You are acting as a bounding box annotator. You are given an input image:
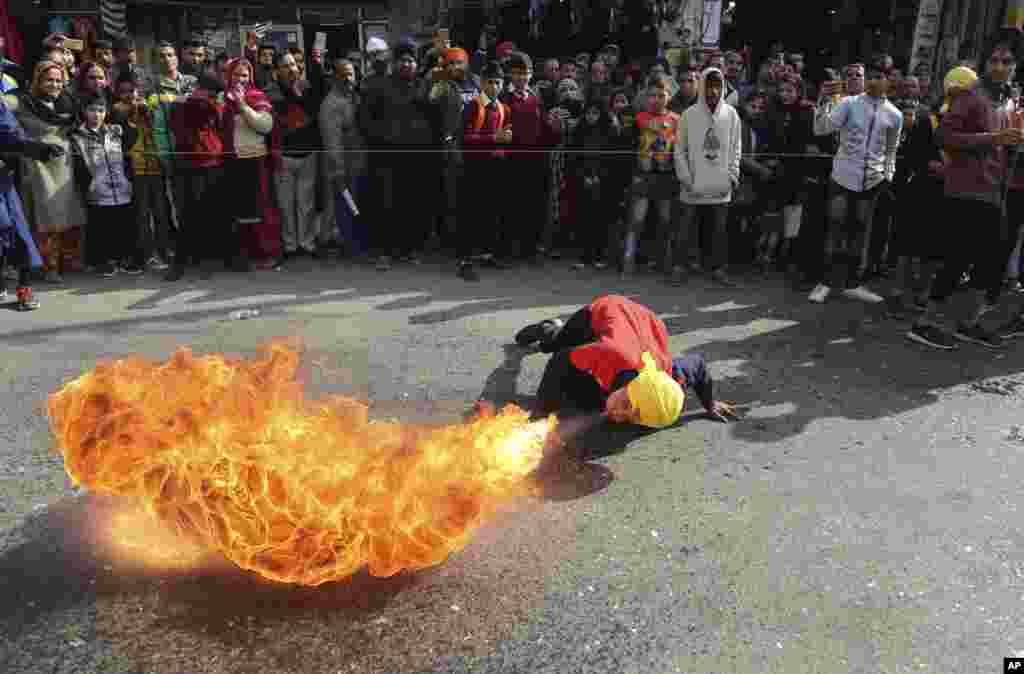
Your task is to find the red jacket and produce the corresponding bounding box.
[172,89,224,170]
[463,97,511,160]
[569,295,674,392]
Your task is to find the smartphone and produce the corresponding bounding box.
[64,38,84,52]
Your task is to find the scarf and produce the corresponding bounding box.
[17,89,77,128]
[221,58,281,169]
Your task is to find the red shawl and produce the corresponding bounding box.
[222,58,281,170]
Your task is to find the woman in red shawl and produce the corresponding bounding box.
[221,57,281,270]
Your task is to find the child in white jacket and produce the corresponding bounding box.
[672,67,742,285]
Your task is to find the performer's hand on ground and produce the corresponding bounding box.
[707,400,738,422]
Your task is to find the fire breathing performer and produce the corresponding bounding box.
[515,295,737,427]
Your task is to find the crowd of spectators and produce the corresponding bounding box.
[2,17,1024,352]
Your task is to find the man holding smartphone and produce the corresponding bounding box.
[809,64,902,305]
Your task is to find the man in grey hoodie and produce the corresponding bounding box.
[810,64,903,305]
[672,67,742,286]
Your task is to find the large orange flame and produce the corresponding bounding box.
[47,340,557,586]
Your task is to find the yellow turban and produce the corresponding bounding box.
[941,66,978,114]
[627,352,685,429]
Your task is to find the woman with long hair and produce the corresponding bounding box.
[220,57,281,271]
[2,60,86,281]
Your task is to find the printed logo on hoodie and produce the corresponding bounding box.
[703,126,721,162]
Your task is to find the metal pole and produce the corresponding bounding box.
[237,7,244,58]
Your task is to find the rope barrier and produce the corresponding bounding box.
[117,149,866,159]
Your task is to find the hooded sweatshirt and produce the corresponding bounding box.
[674,68,742,205]
[812,85,902,192]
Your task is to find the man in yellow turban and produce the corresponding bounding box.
[516,295,737,427]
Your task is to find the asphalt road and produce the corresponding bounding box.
[2,255,1024,674]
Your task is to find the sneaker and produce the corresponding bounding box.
[515,318,563,347]
[45,270,65,283]
[147,256,169,271]
[571,261,587,270]
[593,260,608,270]
[952,322,1003,349]
[884,294,913,318]
[457,261,480,281]
[906,323,958,350]
[2,266,17,281]
[375,256,391,271]
[0,288,7,302]
[808,283,831,303]
[15,287,39,311]
[122,264,144,275]
[998,315,1024,339]
[841,285,884,303]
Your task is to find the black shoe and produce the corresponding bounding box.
[515,319,563,347]
[163,266,185,282]
[952,322,1002,349]
[457,261,479,281]
[906,323,958,350]
[230,257,251,272]
[997,314,1024,339]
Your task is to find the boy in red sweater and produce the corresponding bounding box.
[500,52,557,261]
[457,61,512,281]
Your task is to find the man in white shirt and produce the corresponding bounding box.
[808,64,902,304]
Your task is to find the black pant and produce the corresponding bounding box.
[504,157,548,258]
[457,159,505,261]
[367,149,432,258]
[175,166,226,268]
[930,197,1006,304]
[575,176,610,263]
[87,203,139,267]
[0,234,32,290]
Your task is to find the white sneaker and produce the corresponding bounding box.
[841,285,884,303]
[808,283,831,303]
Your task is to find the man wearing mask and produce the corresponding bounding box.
[267,51,322,261]
[431,47,481,260]
[320,57,366,258]
[911,32,1024,348]
[359,42,434,269]
[809,65,902,305]
[361,38,391,98]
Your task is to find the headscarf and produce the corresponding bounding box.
[941,66,978,114]
[221,58,280,168]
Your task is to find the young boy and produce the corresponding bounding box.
[110,73,171,271]
[458,61,512,281]
[624,76,681,277]
[70,95,139,277]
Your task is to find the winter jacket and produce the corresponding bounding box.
[674,68,742,205]
[69,122,136,206]
[267,80,322,157]
[940,80,1018,206]
[813,91,902,192]
[359,75,434,149]
[319,83,366,184]
[432,74,482,165]
[146,72,198,168]
[170,88,225,170]
[109,101,161,176]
